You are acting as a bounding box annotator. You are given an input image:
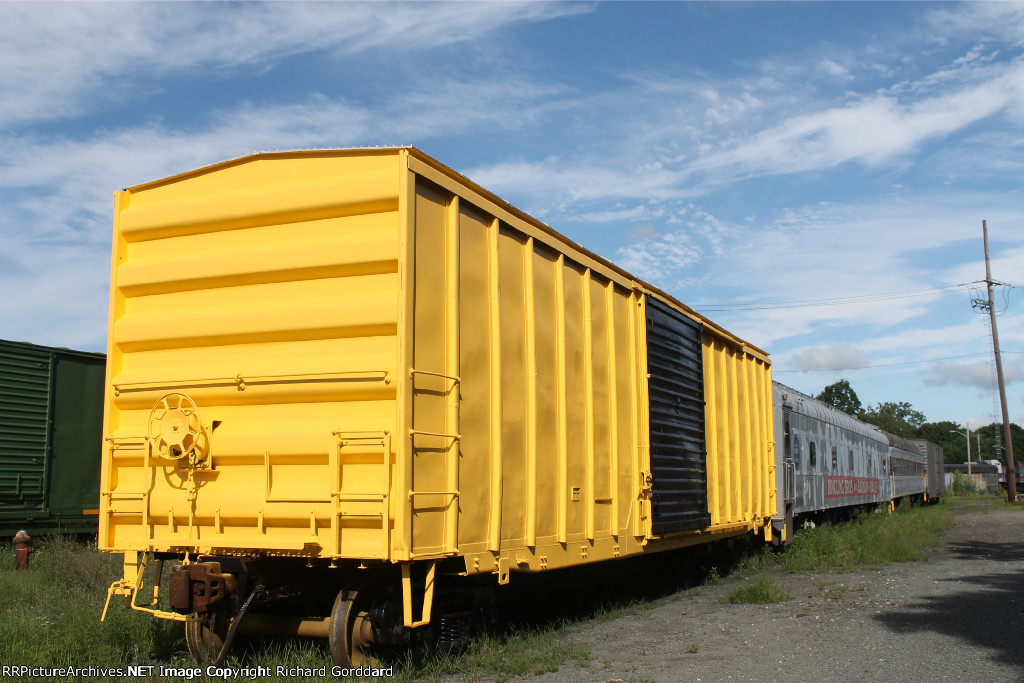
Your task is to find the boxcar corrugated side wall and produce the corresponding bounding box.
[404,156,776,579]
[0,339,104,535]
[406,175,649,578]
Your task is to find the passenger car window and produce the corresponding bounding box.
[810,442,817,468]
[848,448,854,471]
[831,445,838,470]
[793,436,801,472]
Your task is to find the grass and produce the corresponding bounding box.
[0,536,184,673]
[0,537,594,683]
[815,580,864,601]
[719,578,791,605]
[703,566,722,585]
[431,628,591,681]
[0,499,963,681]
[707,500,956,607]
[728,543,781,576]
[593,599,653,620]
[780,501,954,573]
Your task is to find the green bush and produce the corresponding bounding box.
[719,578,791,604]
[782,503,952,573]
[951,470,978,497]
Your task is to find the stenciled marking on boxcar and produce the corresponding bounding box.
[824,476,879,498]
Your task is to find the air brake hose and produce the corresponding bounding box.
[213,584,267,667]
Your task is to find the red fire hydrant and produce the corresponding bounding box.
[13,530,34,570]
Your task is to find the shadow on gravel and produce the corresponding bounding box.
[493,536,762,629]
[875,538,1024,673]
[945,539,1024,563]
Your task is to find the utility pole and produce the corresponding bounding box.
[975,220,1016,501]
[951,426,971,474]
[967,425,972,475]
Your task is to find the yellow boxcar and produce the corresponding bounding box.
[99,148,774,666]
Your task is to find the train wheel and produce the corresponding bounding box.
[185,608,229,664]
[329,588,376,668]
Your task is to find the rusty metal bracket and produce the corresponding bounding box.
[169,562,232,615]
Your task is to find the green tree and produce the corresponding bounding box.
[915,420,1023,464]
[861,401,926,438]
[972,422,1024,465]
[815,379,862,416]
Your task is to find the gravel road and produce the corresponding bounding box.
[529,501,1024,683]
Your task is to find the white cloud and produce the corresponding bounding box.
[437,40,1024,222]
[1,0,1021,429]
[653,192,1024,358]
[858,321,988,356]
[788,344,872,372]
[468,157,696,215]
[0,73,578,220]
[928,3,1024,49]
[694,58,1024,179]
[565,206,650,224]
[0,78,581,348]
[0,2,588,128]
[925,360,1024,389]
[0,237,109,349]
[944,245,1024,288]
[819,58,851,81]
[615,232,703,283]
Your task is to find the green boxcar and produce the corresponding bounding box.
[0,339,104,536]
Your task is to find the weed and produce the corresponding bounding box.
[824,587,848,600]
[731,544,779,575]
[686,643,699,654]
[0,499,966,681]
[719,577,791,605]
[594,599,652,620]
[817,581,862,601]
[402,626,590,682]
[782,503,953,573]
[0,537,598,683]
[0,535,171,670]
[951,471,979,497]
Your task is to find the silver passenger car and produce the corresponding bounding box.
[886,432,928,502]
[773,382,891,540]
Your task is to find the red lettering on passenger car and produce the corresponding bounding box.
[824,477,879,498]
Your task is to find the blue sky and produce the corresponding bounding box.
[2,1,1022,431]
